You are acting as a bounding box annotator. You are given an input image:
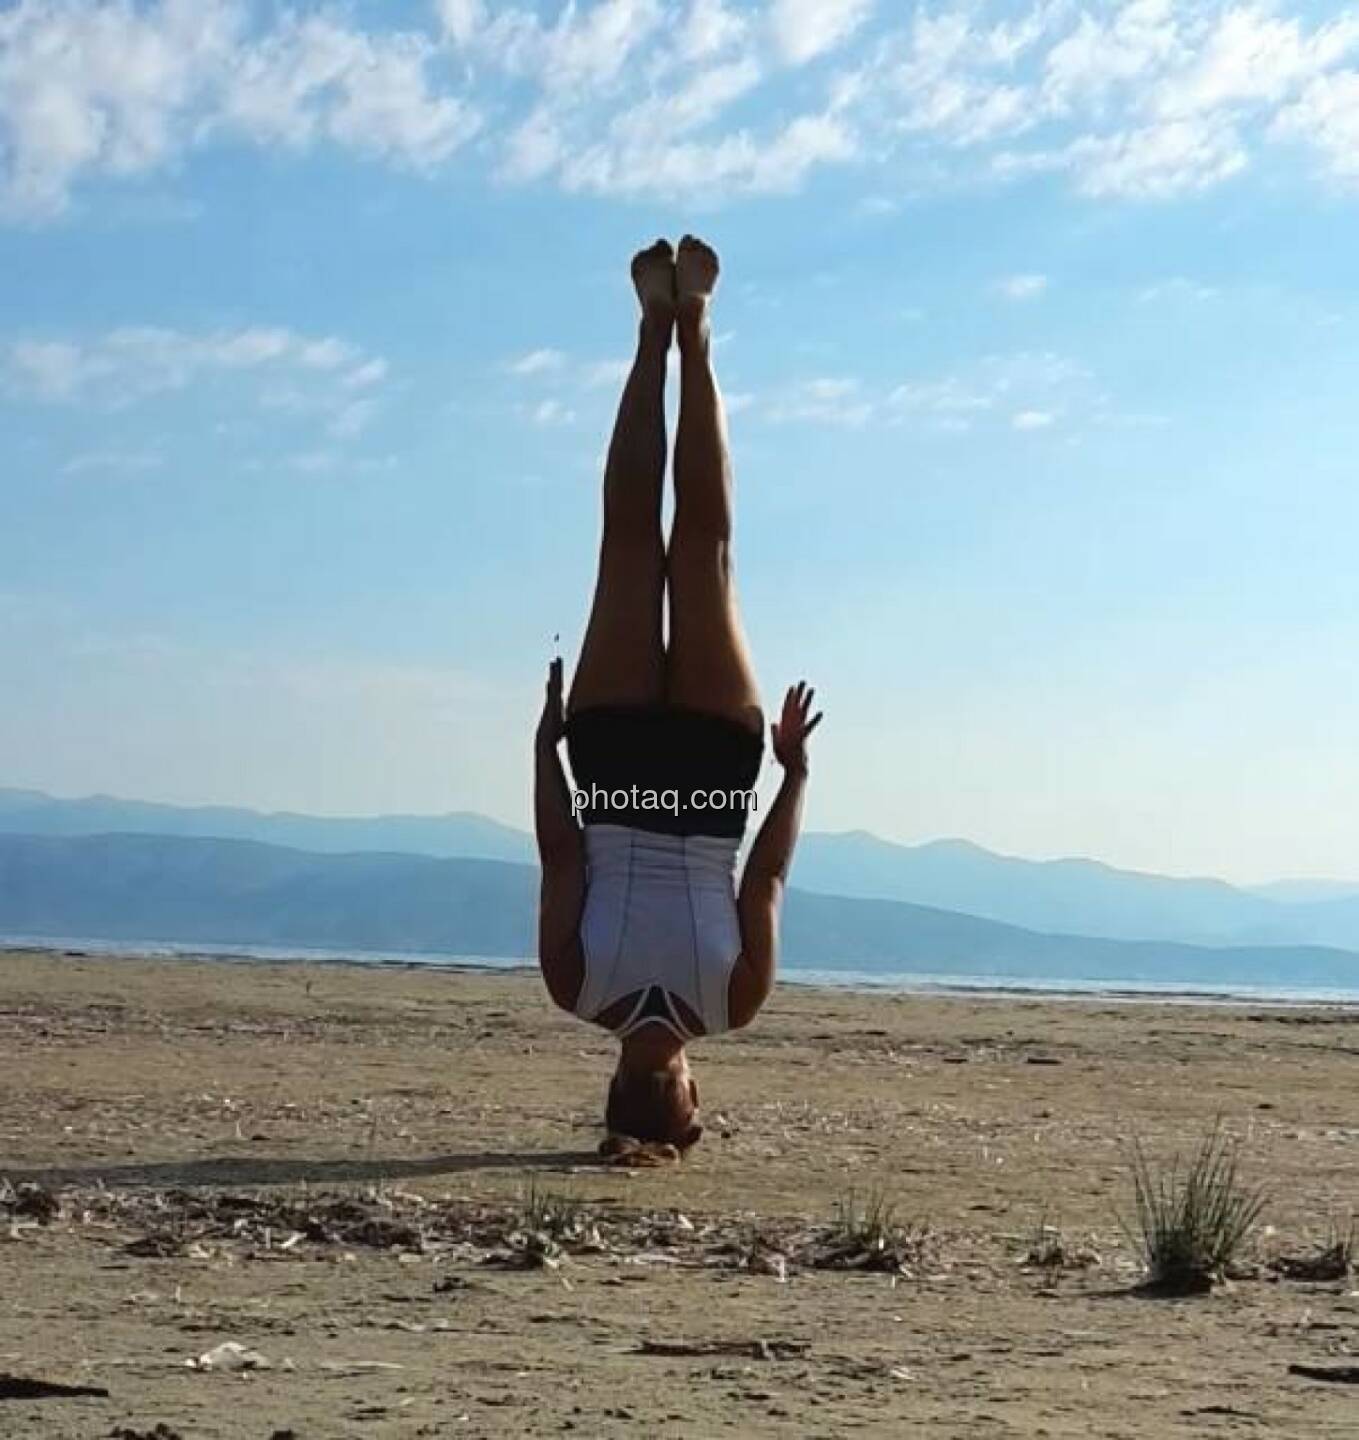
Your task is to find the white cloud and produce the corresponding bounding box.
[7,0,1359,217]
[858,0,1359,199]
[680,0,748,62]
[341,358,390,389]
[1138,277,1219,303]
[437,0,485,51]
[503,350,643,392]
[996,273,1048,300]
[764,376,873,427]
[222,14,478,165]
[1273,70,1359,184]
[0,0,478,218]
[560,107,854,198]
[889,378,992,415]
[531,398,574,426]
[508,348,567,376]
[769,0,874,66]
[1057,119,1248,199]
[328,397,378,439]
[7,340,90,399]
[582,358,631,388]
[887,349,1090,431]
[3,324,388,438]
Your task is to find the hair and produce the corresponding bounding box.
[601,1066,702,1158]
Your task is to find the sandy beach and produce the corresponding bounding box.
[1,948,1356,1438]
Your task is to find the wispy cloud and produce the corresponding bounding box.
[756,348,1096,434]
[507,348,567,376]
[996,274,1048,301]
[6,0,1359,218]
[889,377,993,418]
[769,0,874,66]
[0,0,479,220]
[3,323,387,436]
[581,358,631,388]
[764,376,873,427]
[531,397,575,426]
[62,449,164,476]
[1138,277,1221,304]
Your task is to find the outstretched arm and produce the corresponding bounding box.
[732,683,822,1029]
[535,658,585,1012]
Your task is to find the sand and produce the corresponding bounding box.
[0,948,1356,1438]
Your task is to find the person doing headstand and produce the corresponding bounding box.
[534,236,822,1158]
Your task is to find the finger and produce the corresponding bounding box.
[805,712,824,736]
[801,686,816,716]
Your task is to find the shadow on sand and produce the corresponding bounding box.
[3,1150,599,1192]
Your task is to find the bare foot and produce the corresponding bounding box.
[676,234,719,338]
[631,239,676,329]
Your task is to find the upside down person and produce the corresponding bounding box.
[533,236,823,1161]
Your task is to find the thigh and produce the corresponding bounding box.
[665,536,763,734]
[569,538,666,713]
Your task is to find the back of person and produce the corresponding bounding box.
[574,823,742,1039]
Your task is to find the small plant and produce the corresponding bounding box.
[1024,1207,1069,1269]
[517,1179,583,1240]
[831,1187,900,1249]
[815,1187,930,1273]
[1020,1206,1101,1272]
[1270,1214,1355,1282]
[1121,1122,1267,1294]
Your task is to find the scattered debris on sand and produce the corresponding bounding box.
[634,1338,809,1361]
[187,1342,274,1374]
[17,1182,955,1283]
[0,1180,61,1224]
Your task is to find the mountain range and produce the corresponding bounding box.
[2,832,1354,994]
[3,787,1359,951]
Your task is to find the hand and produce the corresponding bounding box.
[771,681,822,775]
[537,657,566,751]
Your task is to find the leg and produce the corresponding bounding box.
[666,236,763,734]
[568,241,675,714]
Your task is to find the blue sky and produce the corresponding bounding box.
[3,0,1359,882]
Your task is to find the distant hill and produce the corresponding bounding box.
[1249,879,1359,904]
[0,833,534,958]
[791,832,1291,945]
[0,788,533,864]
[5,788,1359,950]
[1,833,1355,994]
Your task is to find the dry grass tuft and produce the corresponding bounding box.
[1121,1122,1267,1294]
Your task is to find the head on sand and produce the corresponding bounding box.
[602,1054,703,1156]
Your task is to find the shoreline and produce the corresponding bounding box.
[5,934,1358,1011]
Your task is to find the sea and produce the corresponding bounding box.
[5,934,1359,1008]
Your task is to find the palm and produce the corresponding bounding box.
[538,657,566,747]
[771,681,822,772]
